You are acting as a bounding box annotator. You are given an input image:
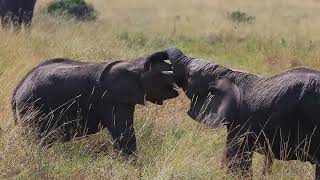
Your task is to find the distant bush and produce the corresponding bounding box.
[227,10,255,23]
[47,0,96,21]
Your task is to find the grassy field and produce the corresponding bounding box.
[1,0,320,179]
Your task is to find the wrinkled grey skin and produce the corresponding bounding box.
[206,77,241,128]
[0,0,36,29]
[166,47,320,179]
[211,78,272,175]
[11,50,179,156]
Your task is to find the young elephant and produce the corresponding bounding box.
[11,50,179,155]
[0,0,36,29]
[166,47,320,180]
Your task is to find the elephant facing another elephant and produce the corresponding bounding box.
[11,50,179,155]
[0,0,36,29]
[11,46,320,179]
[165,47,320,180]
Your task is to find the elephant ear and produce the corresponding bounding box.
[204,78,241,128]
[99,61,146,105]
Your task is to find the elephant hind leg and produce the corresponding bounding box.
[315,161,320,180]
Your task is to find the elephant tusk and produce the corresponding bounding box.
[160,70,173,75]
[173,83,179,91]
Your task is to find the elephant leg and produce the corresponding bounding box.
[60,123,74,142]
[1,10,22,30]
[0,16,5,27]
[14,13,23,30]
[37,113,69,146]
[22,0,36,28]
[24,11,34,28]
[315,162,320,180]
[262,152,273,175]
[19,11,32,28]
[1,15,12,28]
[110,121,136,156]
[224,128,253,178]
[103,104,137,156]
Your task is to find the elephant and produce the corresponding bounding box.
[165,47,320,179]
[0,0,36,29]
[11,50,179,156]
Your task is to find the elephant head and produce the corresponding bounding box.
[100,49,179,105]
[165,48,240,128]
[140,50,179,104]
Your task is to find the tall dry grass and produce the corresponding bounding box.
[1,0,320,179]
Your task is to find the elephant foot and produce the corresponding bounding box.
[224,151,253,179]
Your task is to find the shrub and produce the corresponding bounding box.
[47,0,96,21]
[227,10,255,24]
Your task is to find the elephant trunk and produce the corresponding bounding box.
[166,48,191,87]
[144,50,170,70]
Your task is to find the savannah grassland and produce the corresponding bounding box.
[1,0,320,179]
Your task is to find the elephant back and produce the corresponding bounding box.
[12,59,115,121]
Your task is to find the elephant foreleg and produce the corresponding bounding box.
[104,104,137,156]
[1,14,12,28]
[112,123,136,156]
[224,128,253,179]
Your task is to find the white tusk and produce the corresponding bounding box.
[160,70,173,75]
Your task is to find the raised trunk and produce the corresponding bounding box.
[166,48,260,91]
[167,48,192,87]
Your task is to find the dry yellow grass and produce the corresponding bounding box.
[1,0,320,179]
